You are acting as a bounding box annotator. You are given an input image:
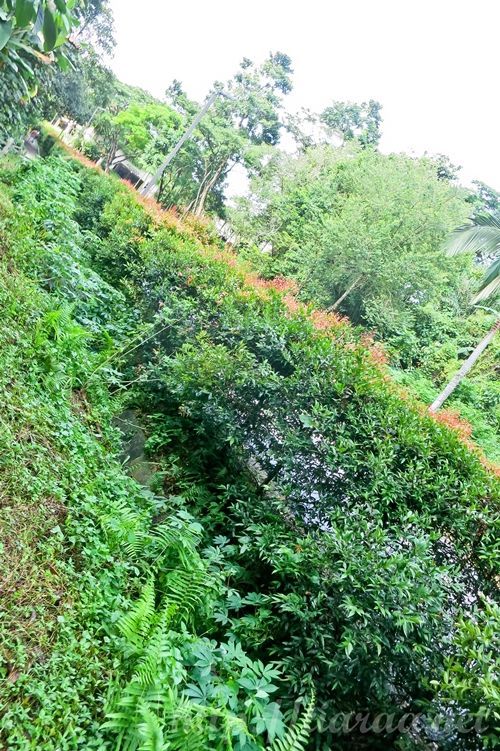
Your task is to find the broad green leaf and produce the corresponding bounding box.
[55,49,71,71]
[15,0,35,27]
[0,19,13,50]
[42,6,57,51]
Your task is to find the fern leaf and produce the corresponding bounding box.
[134,605,178,687]
[152,517,201,568]
[162,566,214,626]
[101,499,146,554]
[161,692,209,751]
[123,531,154,560]
[270,690,316,751]
[137,703,170,751]
[118,576,156,648]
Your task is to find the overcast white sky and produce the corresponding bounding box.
[108,0,500,192]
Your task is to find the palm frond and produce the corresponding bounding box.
[445,215,500,303]
[472,273,500,304]
[472,213,500,229]
[445,225,500,259]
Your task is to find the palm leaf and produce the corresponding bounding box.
[475,254,500,293]
[445,215,500,303]
[472,272,500,304]
[445,224,500,259]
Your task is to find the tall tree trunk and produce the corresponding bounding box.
[189,166,210,214]
[429,319,500,413]
[193,161,226,216]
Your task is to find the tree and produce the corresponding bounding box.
[93,110,124,171]
[429,214,500,412]
[112,103,184,169]
[166,52,294,216]
[74,0,115,55]
[432,153,462,182]
[47,46,116,124]
[320,99,382,147]
[91,102,204,207]
[230,145,470,321]
[469,180,500,221]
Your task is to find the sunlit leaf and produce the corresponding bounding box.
[0,19,13,50]
[42,6,58,51]
[15,0,36,27]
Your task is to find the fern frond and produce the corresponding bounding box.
[137,703,169,751]
[103,680,167,750]
[270,690,316,751]
[151,523,180,550]
[152,524,195,569]
[118,576,156,648]
[162,566,214,626]
[161,692,210,751]
[152,516,202,569]
[222,711,253,749]
[134,605,179,687]
[101,499,146,549]
[123,531,154,560]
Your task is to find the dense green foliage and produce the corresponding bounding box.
[320,100,383,147]
[0,152,498,749]
[74,53,294,214]
[0,155,310,750]
[229,144,500,461]
[20,39,493,462]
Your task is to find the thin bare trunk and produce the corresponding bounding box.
[328,275,363,311]
[429,319,500,412]
[1,138,14,155]
[189,165,210,214]
[193,161,226,216]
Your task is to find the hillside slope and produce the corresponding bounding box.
[0,152,498,750]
